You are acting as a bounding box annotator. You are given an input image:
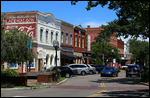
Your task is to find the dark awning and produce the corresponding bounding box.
[61,53,78,59]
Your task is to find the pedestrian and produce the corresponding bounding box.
[44,62,47,72]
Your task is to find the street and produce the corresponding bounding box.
[1,70,149,97]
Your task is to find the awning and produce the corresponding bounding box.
[61,53,78,59]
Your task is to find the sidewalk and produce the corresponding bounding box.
[1,78,68,90]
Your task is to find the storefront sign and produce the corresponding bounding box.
[83,53,91,57]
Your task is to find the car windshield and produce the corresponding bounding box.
[103,67,114,71]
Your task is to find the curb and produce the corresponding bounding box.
[140,82,149,86]
[1,78,68,90]
[39,78,68,86]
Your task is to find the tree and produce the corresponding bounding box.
[90,41,121,65]
[71,1,149,39]
[128,39,149,66]
[1,28,35,65]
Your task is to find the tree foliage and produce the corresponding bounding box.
[128,39,149,66]
[90,41,121,65]
[1,28,35,64]
[71,1,149,39]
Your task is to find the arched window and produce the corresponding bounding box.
[50,55,53,65]
[46,30,48,43]
[40,29,43,42]
[51,31,53,44]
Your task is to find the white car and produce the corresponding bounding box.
[120,65,128,70]
[87,64,97,74]
[67,64,90,75]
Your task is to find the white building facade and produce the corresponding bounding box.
[3,11,61,72]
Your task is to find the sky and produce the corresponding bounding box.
[1,1,149,42]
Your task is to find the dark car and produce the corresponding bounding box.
[100,66,119,77]
[126,64,141,77]
[46,66,78,78]
[90,64,105,73]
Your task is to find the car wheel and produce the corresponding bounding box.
[81,71,86,76]
[89,70,93,75]
[101,74,104,77]
[65,73,70,78]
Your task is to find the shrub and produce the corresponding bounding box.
[1,83,15,88]
[141,66,149,82]
[1,69,19,77]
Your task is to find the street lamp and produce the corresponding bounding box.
[111,49,114,67]
[53,40,59,81]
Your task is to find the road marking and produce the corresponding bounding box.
[87,90,107,97]
[100,81,105,87]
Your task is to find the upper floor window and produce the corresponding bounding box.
[40,29,43,42]
[61,32,63,43]
[56,33,58,41]
[66,33,68,44]
[51,31,53,44]
[46,30,48,43]
[79,35,81,48]
[70,34,72,45]
[75,34,77,47]
[82,36,84,48]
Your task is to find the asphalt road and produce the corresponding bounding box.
[1,70,149,97]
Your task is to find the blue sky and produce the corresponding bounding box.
[1,1,149,42]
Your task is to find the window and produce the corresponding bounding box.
[82,36,84,48]
[40,29,43,42]
[28,58,35,68]
[70,34,72,45]
[79,35,81,48]
[61,32,63,43]
[46,30,48,43]
[51,31,53,44]
[56,33,58,41]
[75,35,77,47]
[66,33,68,44]
[10,63,17,67]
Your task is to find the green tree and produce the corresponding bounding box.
[1,28,35,65]
[128,39,149,66]
[90,41,121,65]
[71,1,149,39]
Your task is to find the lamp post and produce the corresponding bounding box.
[53,40,59,81]
[111,49,114,67]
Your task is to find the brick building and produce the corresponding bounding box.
[73,25,86,64]
[60,20,77,65]
[84,25,125,67]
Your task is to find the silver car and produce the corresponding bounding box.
[87,64,97,74]
[67,64,90,75]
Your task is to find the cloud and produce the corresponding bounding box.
[82,21,108,28]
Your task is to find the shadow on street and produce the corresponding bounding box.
[102,89,149,97]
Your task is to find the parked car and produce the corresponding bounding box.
[46,66,78,78]
[100,66,119,77]
[67,64,90,76]
[86,64,97,74]
[126,64,141,77]
[90,64,105,73]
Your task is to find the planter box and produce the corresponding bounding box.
[37,73,55,83]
